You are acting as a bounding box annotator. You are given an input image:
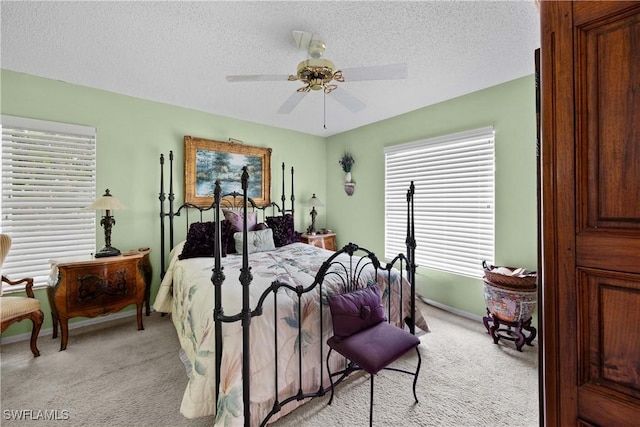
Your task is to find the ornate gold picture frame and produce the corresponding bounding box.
[184,136,272,207]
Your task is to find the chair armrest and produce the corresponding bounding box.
[1,275,35,298]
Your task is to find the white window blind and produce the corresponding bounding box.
[385,126,495,278]
[1,115,96,290]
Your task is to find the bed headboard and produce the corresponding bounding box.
[159,151,295,277]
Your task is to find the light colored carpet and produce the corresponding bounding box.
[0,302,538,426]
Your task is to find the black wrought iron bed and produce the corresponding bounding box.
[154,151,425,426]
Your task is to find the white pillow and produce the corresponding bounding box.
[234,228,276,255]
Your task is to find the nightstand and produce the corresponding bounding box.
[300,232,337,251]
[47,249,152,351]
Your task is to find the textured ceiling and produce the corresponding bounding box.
[1,1,540,137]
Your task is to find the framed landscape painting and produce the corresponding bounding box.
[184,136,272,207]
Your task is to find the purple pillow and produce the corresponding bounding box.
[178,220,233,259]
[265,214,299,247]
[327,286,387,341]
[223,209,258,232]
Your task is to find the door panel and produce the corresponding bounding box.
[578,383,640,427]
[581,269,640,397]
[582,13,640,228]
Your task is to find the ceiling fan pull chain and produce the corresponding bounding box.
[323,91,327,129]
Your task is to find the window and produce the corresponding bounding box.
[1,115,96,290]
[385,126,495,278]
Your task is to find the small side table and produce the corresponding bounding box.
[301,232,337,251]
[47,249,152,351]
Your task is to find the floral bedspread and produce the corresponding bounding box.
[153,242,428,426]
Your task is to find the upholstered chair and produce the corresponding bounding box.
[326,285,421,426]
[0,234,44,357]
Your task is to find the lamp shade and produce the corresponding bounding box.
[86,189,126,211]
[307,193,325,207]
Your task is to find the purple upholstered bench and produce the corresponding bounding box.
[326,285,422,426]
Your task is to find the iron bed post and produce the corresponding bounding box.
[239,167,253,427]
[212,180,225,411]
[281,162,285,213]
[318,279,325,395]
[159,153,166,277]
[406,181,416,335]
[168,151,175,252]
[272,291,280,412]
[290,166,295,217]
[296,289,303,398]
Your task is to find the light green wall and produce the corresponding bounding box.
[0,69,326,336]
[1,70,537,337]
[325,76,538,318]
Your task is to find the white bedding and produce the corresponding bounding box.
[153,242,428,426]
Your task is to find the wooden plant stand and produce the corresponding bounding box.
[482,309,537,352]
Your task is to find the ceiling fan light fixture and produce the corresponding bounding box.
[296,58,339,91]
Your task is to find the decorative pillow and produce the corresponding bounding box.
[254,222,268,231]
[178,220,233,260]
[265,214,299,247]
[327,285,387,341]
[223,209,258,233]
[233,228,276,255]
[224,210,258,254]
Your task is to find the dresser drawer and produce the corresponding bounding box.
[65,260,138,312]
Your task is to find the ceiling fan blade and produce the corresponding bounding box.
[328,88,366,113]
[340,63,408,82]
[226,74,290,82]
[277,91,308,114]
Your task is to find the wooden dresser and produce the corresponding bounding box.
[47,249,152,350]
[300,232,337,251]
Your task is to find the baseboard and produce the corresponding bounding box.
[418,294,483,323]
[0,310,148,345]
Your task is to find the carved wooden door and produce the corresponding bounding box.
[540,1,640,425]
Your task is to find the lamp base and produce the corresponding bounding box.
[95,246,121,258]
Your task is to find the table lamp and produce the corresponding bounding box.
[306,193,324,235]
[87,189,126,258]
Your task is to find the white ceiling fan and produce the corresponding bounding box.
[226,30,408,115]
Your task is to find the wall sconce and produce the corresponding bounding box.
[86,189,126,258]
[344,182,356,196]
[339,152,355,196]
[306,193,325,235]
